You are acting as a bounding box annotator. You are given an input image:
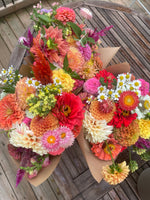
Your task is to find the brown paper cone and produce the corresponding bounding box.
[19,56,34,77]
[77,131,112,183]
[106,62,130,76]
[97,47,120,68]
[27,155,61,186]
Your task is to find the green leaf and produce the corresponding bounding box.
[70,71,82,80]
[38,15,50,23]
[50,63,57,70]
[112,78,117,87]
[67,22,82,38]
[63,54,69,71]
[86,37,96,44]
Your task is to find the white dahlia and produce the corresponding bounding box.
[83,111,113,143]
[9,123,48,155]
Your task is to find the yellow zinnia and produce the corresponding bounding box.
[138,119,150,139]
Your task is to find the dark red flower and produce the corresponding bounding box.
[52,93,84,130]
[108,103,137,128]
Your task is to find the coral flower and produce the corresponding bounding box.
[31,26,68,64]
[89,100,116,123]
[83,78,100,95]
[114,120,140,146]
[138,119,150,139]
[55,7,76,25]
[15,77,36,110]
[91,138,122,160]
[67,47,85,73]
[108,103,137,128]
[42,130,60,152]
[30,112,59,137]
[56,126,75,148]
[79,59,96,79]
[119,91,139,111]
[102,161,130,185]
[0,94,24,130]
[49,147,65,155]
[52,92,84,130]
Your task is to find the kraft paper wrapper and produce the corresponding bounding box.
[77,48,131,183]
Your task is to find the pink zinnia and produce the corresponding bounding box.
[139,79,149,96]
[56,126,75,148]
[49,147,65,155]
[83,78,100,95]
[55,7,76,25]
[23,117,32,127]
[42,130,60,152]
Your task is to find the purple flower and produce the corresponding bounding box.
[78,43,91,61]
[87,25,113,42]
[135,137,150,149]
[18,28,33,48]
[40,8,52,13]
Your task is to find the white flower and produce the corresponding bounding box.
[80,8,93,20]
[125,73,131,82]
[86,95,93,104]
[83,111,113,143]
[117,80,125,88]
[33,80,41,89]
[53,77,62,86]
[117,74,126,82]
[0,91,7,100]
[134,89,141,97]
[131,107,144,119]
[132,80,141,89]
[18,74,23,79]
[9,123,48,155]
[25,110,34,119]
[98,85,107,94]
[97,93,107,102]
[1,68,7,75]
[112,92,120,101]
[26,78,34,87]
[2,78,8,84]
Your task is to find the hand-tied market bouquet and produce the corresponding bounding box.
[0,2,114,186]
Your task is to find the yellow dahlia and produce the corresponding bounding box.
[67,46,85,73]
[138,119,150,139]
[114,120,140,146]
[89,100,116,123]
[30,112,59,137]
[83,110,113,143]
[15,77,36,110]
[102,161,130,185]
[52,69,75,92]
[9,123,48,155]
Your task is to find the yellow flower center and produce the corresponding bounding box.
[124,95,134,106]
[28,80,32,84]
[104,143,115,154]
[126,74,130,79]
[61,132,66,139]
[144,100,150,110]
[47,136,56,144]
[134,82,139,86]
[99,87,104,92]
[119,82,123,86]
[84,68,90,74]
[35,81,40,86]
[100,95,105,100]
[108,91,113,95]
[130,86,134,90]
[120,76,124,80]
[62,105,71,117]
[6,108,13,116]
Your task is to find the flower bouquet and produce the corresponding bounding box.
[77,54,150,184]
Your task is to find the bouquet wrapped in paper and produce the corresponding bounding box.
[0,2,114,186]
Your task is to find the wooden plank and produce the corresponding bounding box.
[0,34,11,67]
[109,189,120,200]
[72,194,84,200]
[0,0,40,17]
[16,8,31,29]
[114,185,129,200]
[5,13,25,39]
[0,164,17,200]
[101,193,112,200]
[0,134,38,200]
[0,17,18,52]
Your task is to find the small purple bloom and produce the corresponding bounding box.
[19,28,33,48]
[135,137,150,149]
[41,8,52,13]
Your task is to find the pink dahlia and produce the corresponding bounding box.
[139,79,149,96]
[83,77,100,95]
[42,130,60,152]
[0,94,24,130]
[55,7,76,25]
[56,126,75,148]
[52,92,84,130]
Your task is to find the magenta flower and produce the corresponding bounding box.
[83,78,100,95]
[139,79,149,96]
[78,43,92,61]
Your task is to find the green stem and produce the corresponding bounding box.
[105,141,115,165]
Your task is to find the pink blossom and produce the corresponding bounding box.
[23,117,32,127]
[27,169,38,179]
[42,157,51,167]
[73,79,84,90]
[49,147,65,155]
[80,8,92,20]
[83,78,100,95]
[139,79,149,96]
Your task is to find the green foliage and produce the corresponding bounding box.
[67,22,82,38]
[140,150,150,161]
[99,77,108,87]
[129,160,138,173]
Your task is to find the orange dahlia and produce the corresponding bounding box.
[119,91,139,111]
[67,47,85,73]
[30,112,59,137]
[79,59,97,79]
[89,100,116,123]
[31,26,68,64]
[114,120,140,146]
[102,161,130,185]
[15,77,36,110]
[0,94,24,130]
[91,138,122,161]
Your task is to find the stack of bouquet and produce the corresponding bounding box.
[0,2,113,186]
[79,68,150,185]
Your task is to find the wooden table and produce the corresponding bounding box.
[1,1,150,200]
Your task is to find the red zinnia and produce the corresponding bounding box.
[108,103,137,128]
[0,94,24,130]
[95,69,116,89]
[52,93,84,130]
